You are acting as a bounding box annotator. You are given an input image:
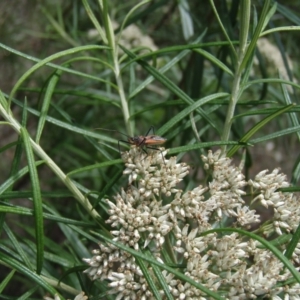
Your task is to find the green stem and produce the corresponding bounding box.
[101,0,132,135]
[221,0,251,153]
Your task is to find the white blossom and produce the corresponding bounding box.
[83,149,300,299]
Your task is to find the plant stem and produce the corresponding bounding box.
[101,0,132,136]
[221,0,251,153]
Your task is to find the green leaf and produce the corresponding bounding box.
[178,0,194,40]
[0,203,94,227]
[276,3,300,24]
[82,0,107,44]
[9,44,111,106]
[129,35,206,99]
[279,186,300,193]
[168,140,242,155]
[193,48,234,76]
[58,222,91,259]
[17,286,39,300]
[0,134,24,232]
[150,259,174,300]
[250,125,300,144]
[227,104,294,157]
[9,96,118,145]
[129,100,185,119]
[280,74,300,139]
[4,223,33,271]
[234,106,300,118]
[36,69,62,144]
[94,168,123,209]
[20,127,44,274]
[285,222,300,260]
[0,162,44,195]
[0,190,72,199]
[244,78,300,92]
[260,25,300,37]
[120,44,221,133]
[291,153,300,186]
[0,141,19,154]
[0,42,109,82]
[209,0,237,58]
[0,204,33,215]
[239,0,271,72]
[136,256,164,300]
[0,252,61,298]
[279,74,300,184]
[157,93,229,136]
[260,1,277,32]
[0,269,15,294]
[67,159,123,177]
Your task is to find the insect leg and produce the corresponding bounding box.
[145,126,155,136]
[146,146,166,166]
[118,139,131,154]
[141,146,148,156]
[138,137,147,147]
[138,126,155,147]
[137,144,149,162]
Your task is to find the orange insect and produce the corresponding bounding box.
[98,126,167,162]
[118,126,166,155]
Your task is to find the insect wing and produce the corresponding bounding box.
[144,135,167,145]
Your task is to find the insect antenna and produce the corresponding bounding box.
[94,128,131,138]
[94,128,132,153]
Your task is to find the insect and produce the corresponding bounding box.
[97,126,167,163]
[119,126,166,154]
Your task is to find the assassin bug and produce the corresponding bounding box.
[97,126,167,164]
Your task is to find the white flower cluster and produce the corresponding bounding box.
[202,149,258,225]
[122,147,189,197]
[84,148,300,299]
[249,168,299,236]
